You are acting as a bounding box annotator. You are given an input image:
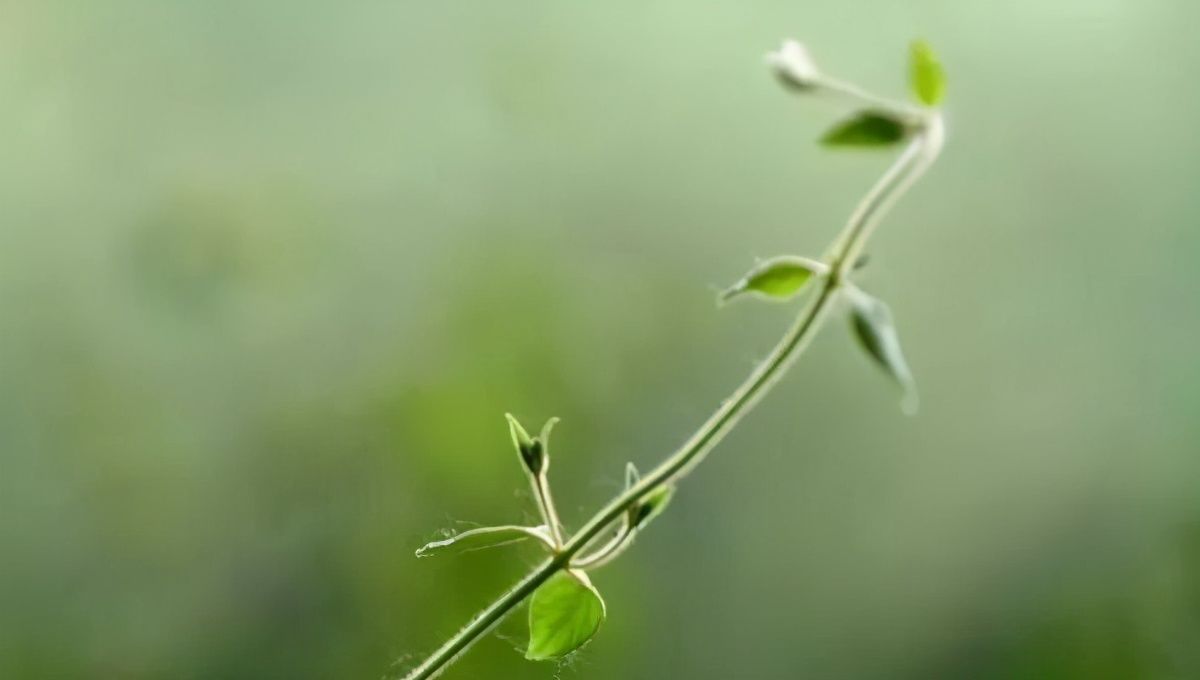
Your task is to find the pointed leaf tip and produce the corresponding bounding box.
[820,110,911,148]
[846,287,918,411]
[506,413,532,449]
[526,570,606,660]
[720,256,827,305]
[909,40,946,106]
[538,417,560,450]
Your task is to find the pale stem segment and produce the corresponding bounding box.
[570,514,634,570]
[815,75,923,120]
[533,473,565,547]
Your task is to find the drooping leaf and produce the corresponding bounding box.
[526,570,606,660]
[719,256,827,304]
[820,110,910,148]
[632,485,674,529]
[415,525,552,558]
[908,40,946,106]
[846,287,918,413]
[506,413,544,475]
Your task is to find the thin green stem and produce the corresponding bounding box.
[534,473,565,546]
[832,113,944,278]
[570,514,634,570]
[816,75,923,120]
[401,100,943,680]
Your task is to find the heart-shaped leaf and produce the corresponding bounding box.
[846,287,918,413]
[909,40,945,107]
[820,110,910,148]
[720,256,827,304]
[527,570,606,660]
[415,525,553,558]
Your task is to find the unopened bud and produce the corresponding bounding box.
[767,39,821,90]
[506,413,545,475]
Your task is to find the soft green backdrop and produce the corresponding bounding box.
[2,1,1198,678]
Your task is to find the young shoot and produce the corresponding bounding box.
[401,37,948,679]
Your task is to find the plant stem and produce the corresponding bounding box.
[402,108,944,680]
[570,514,633,570]
[817,75,923,120]
[534,474,565,546]
[831,114,944,278]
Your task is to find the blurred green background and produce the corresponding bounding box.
[3,1,1199,678]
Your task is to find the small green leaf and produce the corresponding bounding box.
[720,256,827,304]
[506,413,545,475]
[415,525,552,558]
[820,110,910,148]
[846,287,918,413]
[909,40,945,106]
[526,570,606,660]
[632,485,674,529]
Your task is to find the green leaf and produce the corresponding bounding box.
[632,485,674,529]
[415,525,552,558]
[846,287,918,413]
[506,413,544,475]
[526,570,606,660]
[820,110,910,148]
[719,256,827,304]
[909,40,945,106]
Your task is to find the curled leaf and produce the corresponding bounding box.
[720,256,827,304]
[538,417,560,453]
[526,570,606,660]
[415,525,553,558]
[909,40,946,106]
[506,413,545,475]
[846,287,919,414]
[820,110,911,148]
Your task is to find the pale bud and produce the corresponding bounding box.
[767,39,821,90]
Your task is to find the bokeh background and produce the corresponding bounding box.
[3,1,1199,678]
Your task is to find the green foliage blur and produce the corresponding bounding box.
[3,2,1199,678]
